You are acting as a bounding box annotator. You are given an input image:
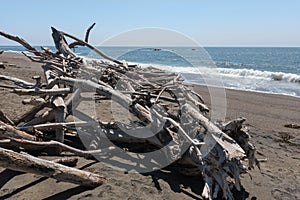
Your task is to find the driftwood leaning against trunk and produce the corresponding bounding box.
[0,25,261,199]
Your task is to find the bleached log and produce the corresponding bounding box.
[20,121,89,131]
[180,102,245,158]
[0,147,105,187]
[0,138,114,158]
[0,74,35,89]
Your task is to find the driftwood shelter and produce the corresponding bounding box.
[0,24,260,200]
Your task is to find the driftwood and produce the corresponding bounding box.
[69,23,96,48]
[0,27,261,199]
[0,138,115,158]
[0,147,105,187]
[14,87,72,96]
[0,110,14,126]
[0,74,35,89]
[22,97,47,105]
[43,64,66,143]
[0,121,36,140]
[51,157,78,167]
[0,32,41,56]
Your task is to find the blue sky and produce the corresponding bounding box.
[0,0,299,46]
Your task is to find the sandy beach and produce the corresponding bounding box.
[0,52,299,200]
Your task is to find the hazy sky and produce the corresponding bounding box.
[0,0,299,46]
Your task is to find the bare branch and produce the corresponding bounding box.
[55,27,122,65]
[0,31,41,56]
[69,23,96,48]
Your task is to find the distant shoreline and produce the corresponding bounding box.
[1,45,300,48]
[1,51,300,98]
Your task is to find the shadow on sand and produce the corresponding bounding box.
[143,168,251,200]
[0,163,252,200]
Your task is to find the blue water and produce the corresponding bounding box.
[1,46,300,97]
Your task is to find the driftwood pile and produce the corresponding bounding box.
[0,25,260,199]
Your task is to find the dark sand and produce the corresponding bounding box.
[0,52,299,200]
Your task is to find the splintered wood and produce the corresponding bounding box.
[0,25,260,199]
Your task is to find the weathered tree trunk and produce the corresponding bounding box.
[0,147,106,187]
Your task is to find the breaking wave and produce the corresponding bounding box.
[141,64,300,84]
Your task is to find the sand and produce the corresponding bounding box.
[0,52,299,200]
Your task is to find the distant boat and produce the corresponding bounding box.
[153,48,161,51]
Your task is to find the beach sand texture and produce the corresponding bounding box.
[0,52,299,200]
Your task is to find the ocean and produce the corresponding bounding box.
[1,46,300,97]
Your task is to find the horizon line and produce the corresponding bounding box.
[1,45,300,48]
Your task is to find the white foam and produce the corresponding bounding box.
[5,50,23,53]
[139,63,300,84]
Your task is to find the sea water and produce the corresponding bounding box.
[1,46,300,97]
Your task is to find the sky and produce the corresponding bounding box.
[0,0,300,47]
